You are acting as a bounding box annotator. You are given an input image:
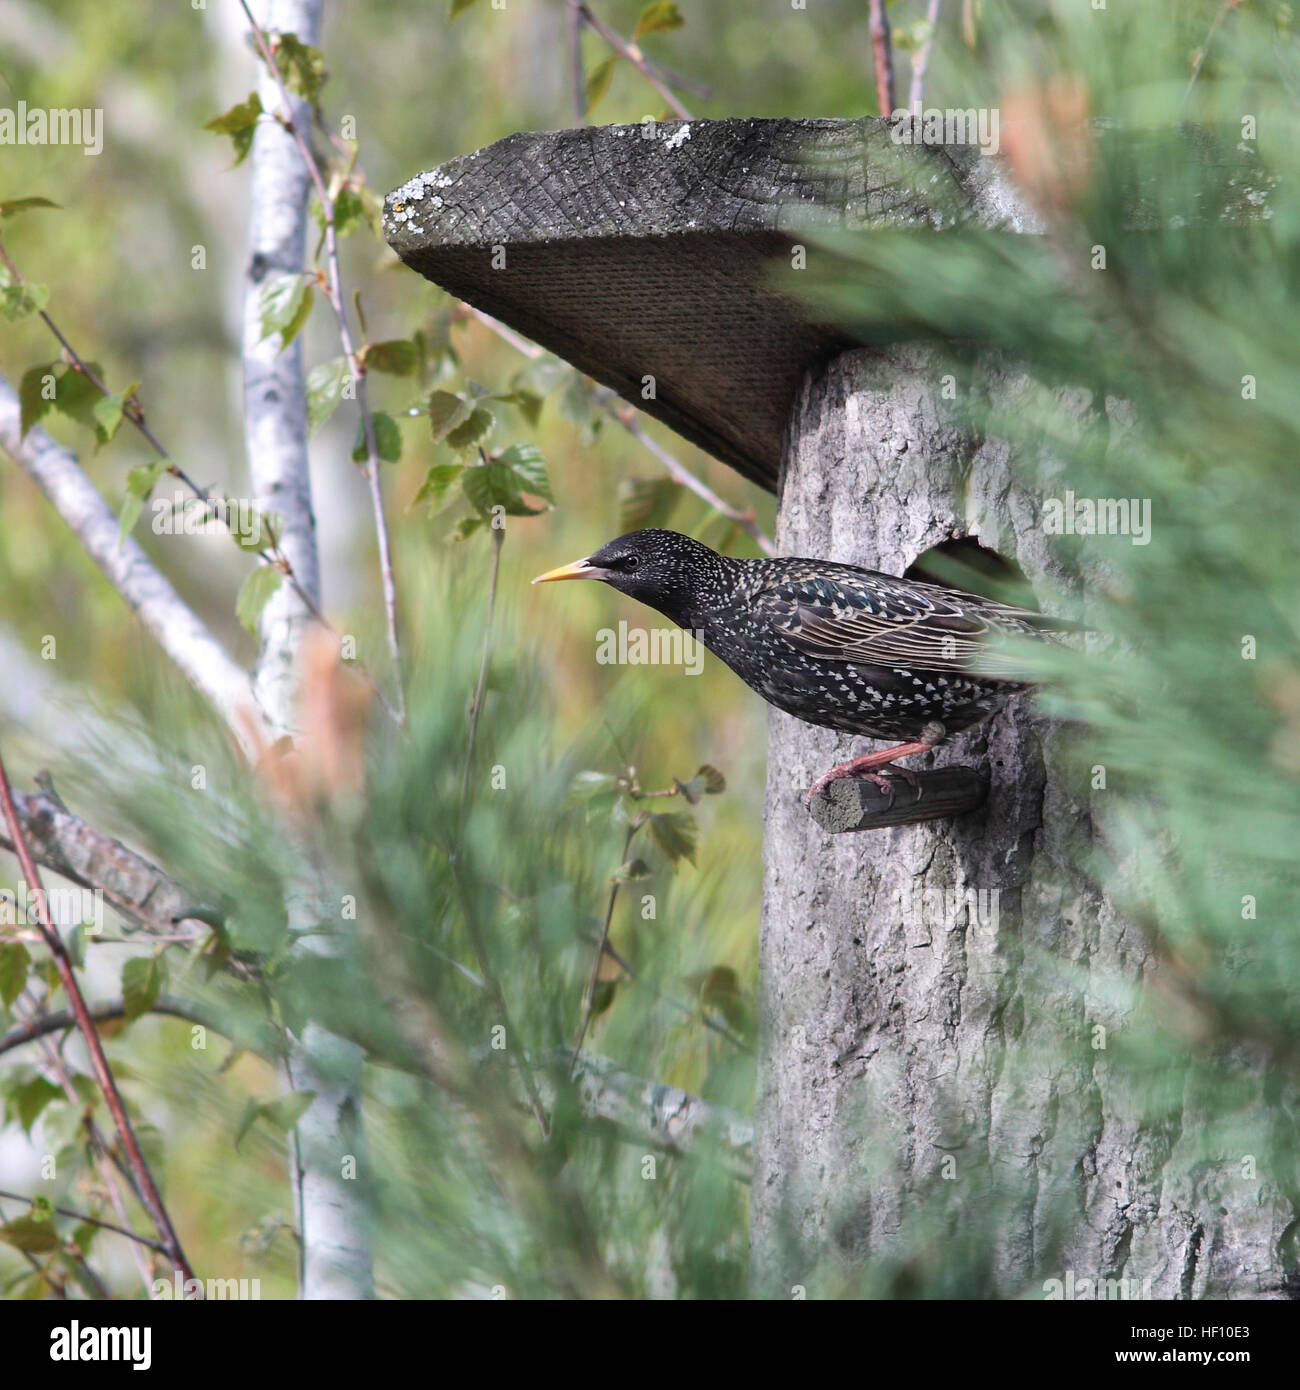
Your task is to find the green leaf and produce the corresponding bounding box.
[230,505,281,552]
[18,363,55,438]
[65,923,87,969]
[506,389,544,426]
[675,763,726,804]
[568,770,619,803]
[46,362,105,438]
[260,1091,316,1131]
[307,357,349,435]
[451,515,485,542]
[496,442,555,504]
[126,461,163,500]
[0,196,60,218]
[257,273,313,349]
[411,462,465,512]
[92,380,140,445]
[236,565,284,634]
[364,338,421,376]
[427,388,471,443]
[332,184,370,238]
[696,763,727,795]
[122,954,168,1022]
[351,411,402,464]
[645,810,697,865]
[633,1,685,39]
[118,463,162,547]
[272,34,326,106]
[235,1091,316,1150]
[612,858,653,883]
[10,1076,62,1133]
[203,92,263,166]
[0,272,48,322]
[446,405,495,452]
[559,372,602,443]
[584,55,619,114]
[0,1215,60,1255]
[510,355,571,400]
[0,943,30,1010]
[463,458,544,519]
[618,476,682,532]
[449,0,481,17]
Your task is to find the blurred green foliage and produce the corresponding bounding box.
[2,0,1299,1299]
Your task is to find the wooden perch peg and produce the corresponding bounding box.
[805,765,988,832]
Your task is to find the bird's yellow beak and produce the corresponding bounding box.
[531,557,598,584]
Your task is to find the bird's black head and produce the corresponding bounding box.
[532,529,731,628]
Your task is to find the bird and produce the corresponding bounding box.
[532,528,1073,808]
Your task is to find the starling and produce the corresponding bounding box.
[533,529,1072,807]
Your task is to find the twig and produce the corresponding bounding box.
[567,1,586,123]
[571,823,636,1069]
[594,937,753,1055]
[0,995,269,1060]
[10,987,158,1296]
[0,1188,169,1256]
[570,1,692,119]
[0,752,200,1292]
[459,519,504,815]
[0,378,269,759]
[908,0,944,115]
[868,0,896,117]
[239,0,408,732]
[1182,0,1243,109]
[597,391,777,556]
[460,305,776,555]
[0,248,398,733]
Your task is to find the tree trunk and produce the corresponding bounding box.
[752,344,1292,1299]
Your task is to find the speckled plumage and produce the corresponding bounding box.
[534,529,1070,800]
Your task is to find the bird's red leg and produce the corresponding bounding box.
[804,741,934,809]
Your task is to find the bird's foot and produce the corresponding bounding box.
[803,741,934,810]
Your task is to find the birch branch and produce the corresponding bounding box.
[238,0,373,1302]
[908,0,944,115]
[240,0,407,731]
[0,378,268,759]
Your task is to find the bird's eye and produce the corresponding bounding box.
[622,555,640,572]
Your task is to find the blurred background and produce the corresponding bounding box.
[2,0,1298,1298]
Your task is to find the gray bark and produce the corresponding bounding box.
[752,344,1294,1299]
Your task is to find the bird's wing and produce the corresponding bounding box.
[753,573,1066,680]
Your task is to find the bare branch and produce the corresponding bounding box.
[0,1187,168,1257]
[561,1050,752,1179]
[570,0,693,120]
[908,0,944,115]
[0,750,199,1290]
[0,787,256,973]
[460,305,776,555]
[868,0,896,117]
